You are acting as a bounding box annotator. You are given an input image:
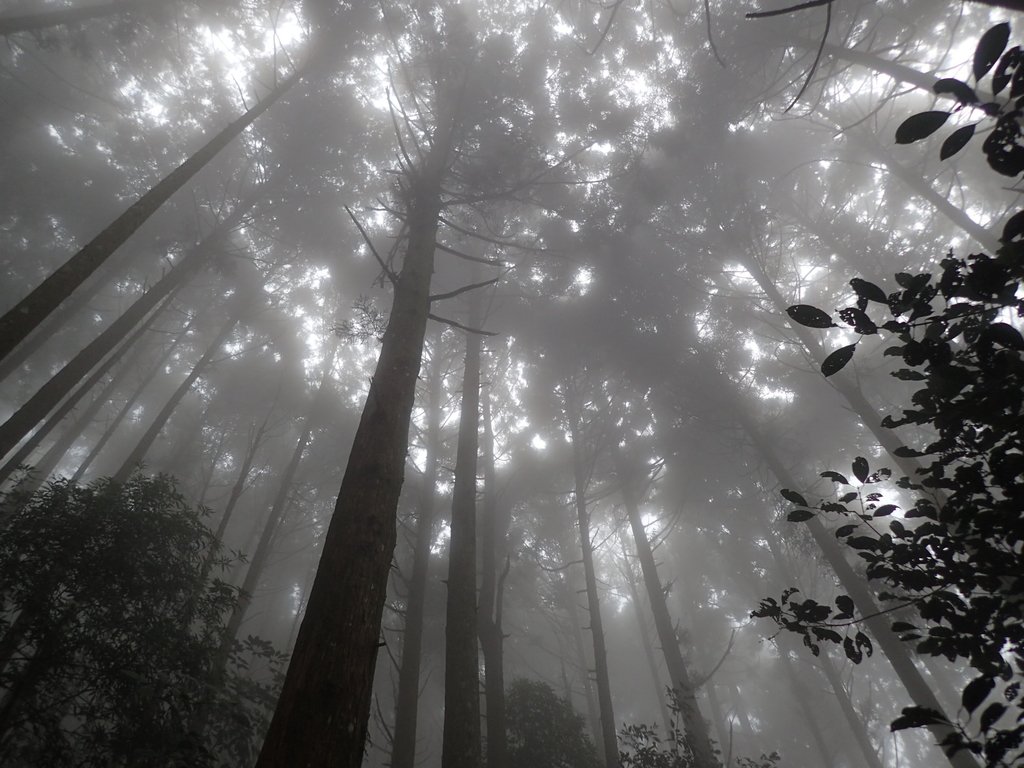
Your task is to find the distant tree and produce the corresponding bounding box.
[0,473,285,768]
[505,679,601,768]
[755,23,1024,768]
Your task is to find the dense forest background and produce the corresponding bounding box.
[0,1,1021,767]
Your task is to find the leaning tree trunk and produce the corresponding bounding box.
[0,219,221,461]
[565,383,619,768]
[255,135,451,768]
[0,67,300,365]
[391,340,445,768]
[0,283,177,488]
[112,312,240,483]
[615,454,719,768]
[441,321,482,768]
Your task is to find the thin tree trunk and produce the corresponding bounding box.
[69,315,192,483]
[0,0,159,36]
[441,324,482,768]
[565,383,619,768]
[0,225,215,461]
[477,358,508,768]
[112,313,239,483]
[0,283,176,488]
[615,456,718,768]
[0,67,300,365]
[255,131,451,768]
[392,341,445,768]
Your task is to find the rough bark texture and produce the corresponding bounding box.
[565,387,619,768]
[0,68,299,365]
[441,328,482,768]
[255,177,441,768]
[391,345,444,768]
[616,458,718,768]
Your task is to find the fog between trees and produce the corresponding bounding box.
[0,1,1021,767]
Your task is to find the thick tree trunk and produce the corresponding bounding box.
[441,325,482,768]
[615,457,718,768]
[565,385,619,768]
[392,343,445,768]
[0,68,299,365]
[477,367,508,768]
[0,0,159,36]
[112,313,239,483]
[255,173,443,768]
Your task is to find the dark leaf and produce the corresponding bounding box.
[993,46,1021,95]
[852,457,869,483]
[838,307,877,334]
[820,471,849,484]
[850,278,888,304]
[980,702,1006,731]
[839,491,858,504]
[846,536,878,551]
[834,594,855,616]
[891,706,946,731]
[891,621,916,633]
[974,23,1011,81]
[873,504,898,517]
[1001,209,1024,242]
[787,509,815,523]
[821,344,857,377]
[933,78,978,104]
[780,488,808,506]
[787,304,836,329]
[987,322,1024,349]
[895,111,951,144]
[962,676,995,714]
[835,524,858,538]
[940,124,975,160]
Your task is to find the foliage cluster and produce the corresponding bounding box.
[504,678,601,768]
[754,23,1024,768]
[0,474,285,768]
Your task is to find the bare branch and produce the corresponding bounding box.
[746,0,832,19]
[428,313,498,336]
[345,206,397,285]
[429,275,502,303]
[435,241,506,267]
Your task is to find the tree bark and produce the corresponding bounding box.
[441,323,482,768]
[391,341,445,768]
[615,456,718,768]
[565,381,619,768]
[0,67,300,365]
[255,161,446,768]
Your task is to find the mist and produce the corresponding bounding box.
[0,1,1021,767]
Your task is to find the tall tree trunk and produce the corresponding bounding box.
[255,136,450,768]
[0,224,216,461]
[0,283,176,488]
[441,324,482,768]
[565,382,619,768]
[0,68,300,364]
[614,455,718,768]
[477,360,508,768]
[392,341,445,768]
[112,312,239,483]
[69,315,193,483]
[0,0,160,36]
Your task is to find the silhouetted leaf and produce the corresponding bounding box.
[850,278,888,304]
[993,46,1021,94]
[787,509,814,522]
[940,124,975,160]
[962,676,995,714]
[895,111,950,144]
[980,702,1006,732]
[838,307,877,334]
[891,706,946,731]
[873,504,897,517]
[987,322,1024,349]
[835,595,855,616]
[975,23,1011,81]
[781,488,808,506]
[835,524,857,537]
[821,344,856,377]
[1001,209,1024,242]
[933,78,977,104]
[852,457,869,483]
[820,471,849,484]
[786,304,836,328]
